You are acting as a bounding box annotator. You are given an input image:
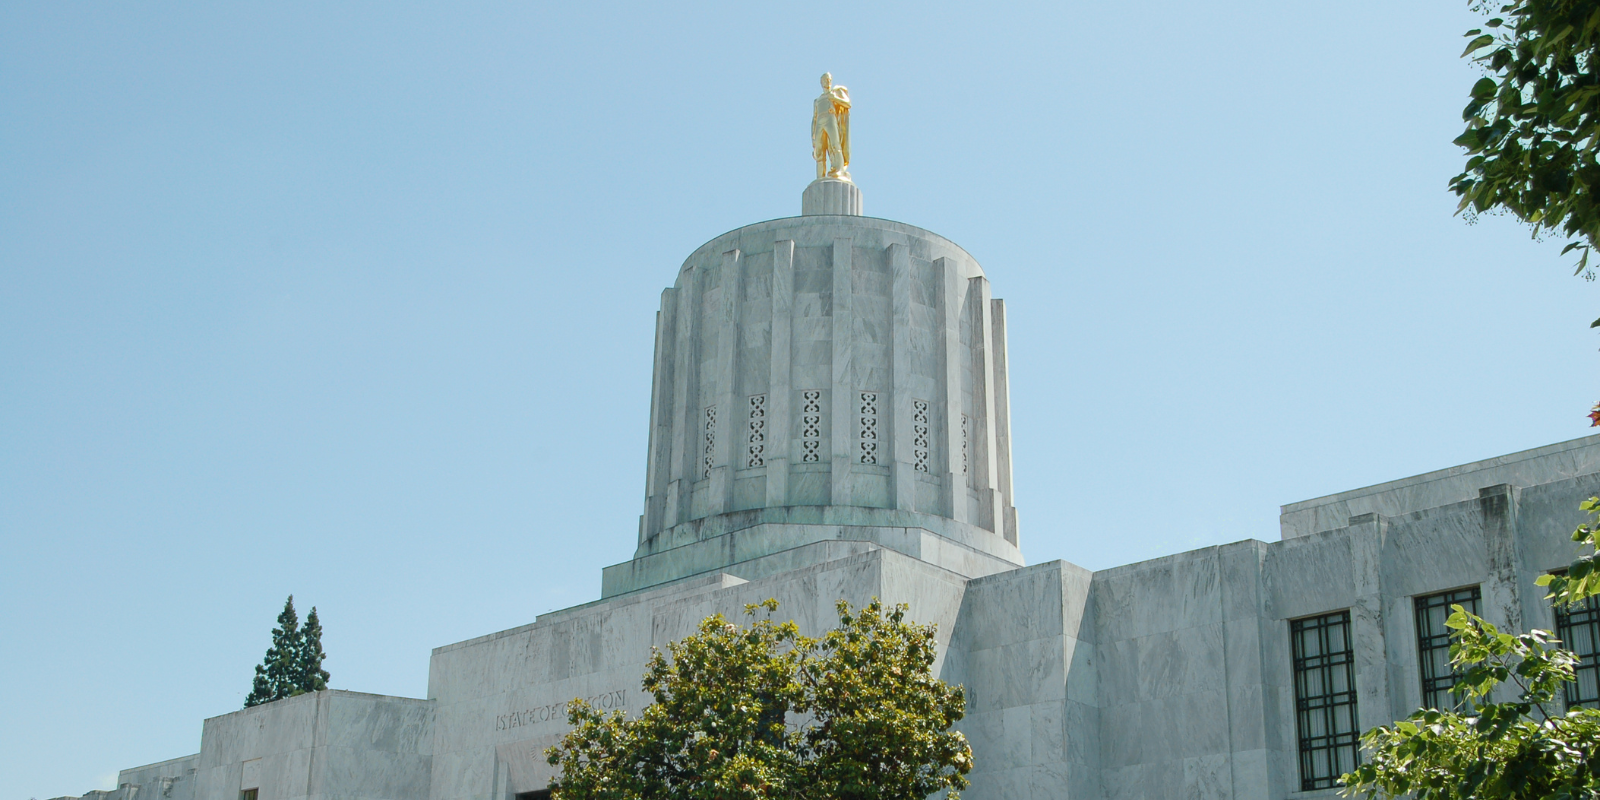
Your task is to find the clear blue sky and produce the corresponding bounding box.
[3,3,1594,798]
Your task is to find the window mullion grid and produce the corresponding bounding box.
[1415,587,1481,712]
[1557,593,1600,709]
[1293,611,1358,791]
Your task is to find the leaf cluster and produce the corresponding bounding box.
[1340,497,1600,799]
[546,599,972,800]
[244,595,331,708]
[1538,495,1600,604]
[1453,0,1600,303]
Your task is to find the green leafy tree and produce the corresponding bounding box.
[1340,498,1600,798]
[1332,7,1600,796]
[298,606,330,694]
[546,598,973,800]
[1453,0,1600,292]
[1453,0,1600,425]
[245,595,301,707]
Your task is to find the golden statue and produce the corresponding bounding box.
[812,73,851,181]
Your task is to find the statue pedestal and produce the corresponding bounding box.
[801,178,863,216]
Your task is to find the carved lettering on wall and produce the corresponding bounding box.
[494,689,628,731]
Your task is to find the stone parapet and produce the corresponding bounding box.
[1279,433,1600,538]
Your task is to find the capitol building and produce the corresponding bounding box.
[63,79,1600,800]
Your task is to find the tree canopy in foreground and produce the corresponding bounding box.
[546,598,972,800]
[1340,497,1600,798]
[1454,0,1600,298]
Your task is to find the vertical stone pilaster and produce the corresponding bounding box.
[936,256,967,523]
[990,298,1018,544]
[1480,484,1525,631]
[641,289,678,543]
[663,265,700,530]
[1347,512,1394,733]
[708,249,742,515]
[831,238,854,507]
[766,240,794,507]
[973,277,1002,533]
[890,242,915,510]
[1480,484,1526,705]
[1218,540,1275,800]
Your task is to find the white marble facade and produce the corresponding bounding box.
[67,187,1600,800]
[634,210,1021,563]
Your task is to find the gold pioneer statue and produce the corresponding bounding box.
[812,73,851,181]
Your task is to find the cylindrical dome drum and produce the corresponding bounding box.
[636,213,1020,564]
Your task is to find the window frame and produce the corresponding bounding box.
[1413,585,1482,712]
[1291,609,1361,792]
[1550,570,1600,710]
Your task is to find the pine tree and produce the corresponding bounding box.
[244,596,301,708]
[296,607,330,694]
[245,664,273,707]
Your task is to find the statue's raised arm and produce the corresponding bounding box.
[812,73,851,181]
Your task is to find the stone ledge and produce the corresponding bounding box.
[605,517,1022,598]
[641,505,1022,563]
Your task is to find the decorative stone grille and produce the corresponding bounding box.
[746,394,767,468]
[702,405,717,479]
[960,413,969,480]
[858,392,878,464]
[801,390,822,463]
[912,400,930,473]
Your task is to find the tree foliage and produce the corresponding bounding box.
[1340,498,1600,799]
[546,598,972,800]
[243,595,332,708]
[1453,0,1600,303]
[299,606,330,694]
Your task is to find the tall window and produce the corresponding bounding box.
[1292,610,1360,791]
[1554,589,1600,710]
[1414,586,1481,711]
